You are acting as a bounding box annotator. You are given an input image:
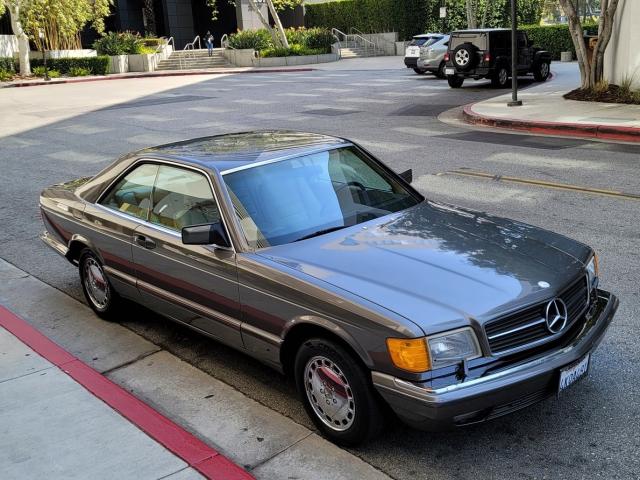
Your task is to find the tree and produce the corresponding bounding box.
[207,0,302,49]
[0,0,32,75]
[466,0,478,28]
[557,0,620,89]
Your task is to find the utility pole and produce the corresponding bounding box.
[507,0,522,107]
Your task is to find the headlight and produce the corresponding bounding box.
[427,328,482,369]
[586,253,599,287]
[387,327,482,372]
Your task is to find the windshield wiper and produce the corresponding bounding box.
[293,225,349,242]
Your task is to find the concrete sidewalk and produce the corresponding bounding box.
[464,62,640,142]
[0,326,209,480]
[0,259,391,480]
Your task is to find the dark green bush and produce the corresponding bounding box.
[68,66,91,77]
[0,57,16,72]
[306,0,544,40]
[260,45,327,57]
[227,29,272,50]
[30,56,110,75]
[521,23,597,60]
[0,69,14,81]
[301,27,334,51]
[93,31,144,55]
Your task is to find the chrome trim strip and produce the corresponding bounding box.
[220,143,351,175]
[40,231,69,258]
[137,279,241,330]
[242,322,283,346]
[94,157,237,252]
[103,266,137,286]
[487,318,545,340]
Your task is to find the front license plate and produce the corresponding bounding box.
[558,354,590,394]
[445,68,455,76]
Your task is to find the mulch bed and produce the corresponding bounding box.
[564,84,640,105]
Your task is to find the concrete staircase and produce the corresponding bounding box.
[339,46,386,59]
[156,48,232,71]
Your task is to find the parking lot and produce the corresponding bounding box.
[1,60,639,479]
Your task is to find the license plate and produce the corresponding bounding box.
[445,68,455,76]
[407,47,419,57]
[558,354,590,394]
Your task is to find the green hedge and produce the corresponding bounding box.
[30,56,110,75]
[521,23,597,60]
[306,0,544,40]
[228,27,333,54]
[0,57,15,72]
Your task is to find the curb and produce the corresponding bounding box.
[462,103,640,143]
[2,67,315,88]
[0,304,255,480]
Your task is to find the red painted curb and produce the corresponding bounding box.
[462,103,640,143]
[3,68,315,88]
[0,304,255,480]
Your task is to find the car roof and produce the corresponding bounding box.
[413,33,444,38]
[451,28,512,34]
[136,130,350,173]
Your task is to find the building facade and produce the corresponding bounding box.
[604,0,640,89]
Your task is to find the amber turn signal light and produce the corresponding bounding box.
[386,337,431,373]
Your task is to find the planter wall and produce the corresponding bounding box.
[29,49,96,59]
[560,51,573,62]
[0,35,18,57]
[128,53,159,72]
[109,55,129,73]
[224,48,338,67]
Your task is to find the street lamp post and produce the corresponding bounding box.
[507,0,522,106]
[38,30,50,81]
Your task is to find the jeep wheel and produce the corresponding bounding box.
[533,61,550,82]
[295,338,384,446]
[491,65,510,88]
[452,43,477,72]
[447,75,464,88]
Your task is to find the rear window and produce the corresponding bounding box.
[450,33,487,50]
[410,36,442,47]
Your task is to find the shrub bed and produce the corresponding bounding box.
[93,31,155,55]
[227,27,334,57]
[30,56,110,75]
[0,57,15,72]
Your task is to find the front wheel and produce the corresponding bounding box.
[447,75,464,88]
[79,249,121,321]
[295,338,384,446]
[491,65,510,88]
[533,61,550,81]
[413,67,425,75]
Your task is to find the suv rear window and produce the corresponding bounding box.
[450,33,487,51]
[410,36,442,47]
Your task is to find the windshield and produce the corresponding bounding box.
[223,147,422,248]
[410,36,442,47]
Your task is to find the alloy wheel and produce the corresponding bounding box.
[304,355,356,431]
[83,257,110,310]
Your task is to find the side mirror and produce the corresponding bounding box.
[182,222,231,248]
[398,169,413,184]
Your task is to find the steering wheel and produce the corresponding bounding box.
[334,181,371,203]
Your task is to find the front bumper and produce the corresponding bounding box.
[372,290,618,431]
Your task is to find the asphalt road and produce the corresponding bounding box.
[1,61,639,479]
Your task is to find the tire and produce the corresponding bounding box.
[436,61,446,79]
[533,61,550,81]
[79,249,121,321]
[413,67,425,75]
[294,338,384,446]
[452,43,477,72]
[447,75,464,88]
[491,65,510,88]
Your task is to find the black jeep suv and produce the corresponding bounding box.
[444,28,552,88]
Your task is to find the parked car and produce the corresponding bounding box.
[444,28,552,88]
[417,34,450,78]
[40,131,617,446]
[404,33,447,74]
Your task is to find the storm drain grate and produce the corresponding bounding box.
[102,95,215,110]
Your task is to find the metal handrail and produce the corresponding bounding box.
[350,33,376,55]
[331,28,349,47]
[183,35,201,57]
[220,33,232,49]
[155,37,183,70]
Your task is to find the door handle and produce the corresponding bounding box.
[134,234,156,250]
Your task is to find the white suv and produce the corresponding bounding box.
[404,33,448,76]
